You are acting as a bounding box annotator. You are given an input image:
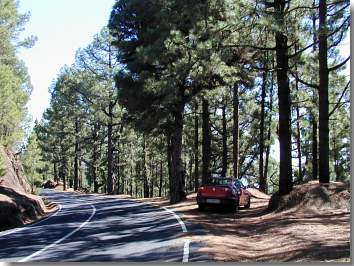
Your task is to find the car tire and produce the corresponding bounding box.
[231,203,238,213]
[244,198,251,209]
[198,204,206,211]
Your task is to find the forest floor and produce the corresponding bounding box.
[140,182,351,263]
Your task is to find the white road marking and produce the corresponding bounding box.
[162,207,187,233]
[182,239,190,263]
[18,202,96,262]
[0,204,62,238]
[162,207,190,262]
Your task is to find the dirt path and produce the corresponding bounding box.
[141,193,350,262]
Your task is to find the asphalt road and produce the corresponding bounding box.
[0,190,209,262]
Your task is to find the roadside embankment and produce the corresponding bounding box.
[0,146,57,231]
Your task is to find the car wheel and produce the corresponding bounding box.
[244,198,251,209]
[198,204,206,211]
[230,203,239,213]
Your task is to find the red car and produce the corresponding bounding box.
[196,177,251,212]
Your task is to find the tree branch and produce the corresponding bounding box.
[329,81,350,117]
[289,70,319,89]
[328,56,350,72]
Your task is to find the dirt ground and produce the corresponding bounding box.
[140,186,351,262]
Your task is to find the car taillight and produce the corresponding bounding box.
[197,186,205,195]
[224,188,229,192]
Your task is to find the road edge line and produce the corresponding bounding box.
[162,207,190,262]
[18,202,96,262]
[162,207,188,233]
[183,239,190,263]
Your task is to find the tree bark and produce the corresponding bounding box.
[311,0,318,181]
[92,123,100,193]
[189,153,193,191]
[332,132,340,181]
[61,157,66,191]
[221,102,228,177]
[169,103,186,204]
[295,44,303,182]
[275,0,293,195]
[107,106,114,194]
[202,98,211,184]
[232,84,239,179]
[159,160,163,197]
[312,115,318,179]
[295,95,303,182]
[318,0,330,183]
[166,134,172,197]
[116,150,121,194]
[194,103,199,191]
[259,68,267,192]
[74,119,79,191]
[264,65,274,194]
[149,157,154,198]
[53,163,58,183]
[142,135,149,198]
[130,163,133,195]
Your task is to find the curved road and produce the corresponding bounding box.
[0,190,208,262]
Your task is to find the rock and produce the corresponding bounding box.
[0,146,49,231]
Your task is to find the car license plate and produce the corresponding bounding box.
[206,199,220,204]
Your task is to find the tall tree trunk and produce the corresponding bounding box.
[264,64,274,193]
[116,123,124,194]
[312,0,318,181]
[130,163,133,196]
[166,134,172,197]
[318,0,330,183]
[159,160,163,197]
[107,108,114,194]
[202,99,211,184]
[312,112,318,180]
[116,151,120,194]
[169,103,185,204]
[295,97,302,182]
[232,84,239,179]
[259,68,267,192]
[189,153,193,191]
[295,44,303,182]
[135,162,140,197]
[61,157,66,191]
[74,119,79,191]
[194,103,199,191]
[93,123,99,193]
[221,102,228,177]
[53,162,58,183]
[275,0,293,195]
[332,132,340,181]
[79,159,82,189]
[143,135,149,198]
[149,157,154,198]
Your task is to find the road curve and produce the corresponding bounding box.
[0,189,208,262]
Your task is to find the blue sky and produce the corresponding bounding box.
[18,0,115,125]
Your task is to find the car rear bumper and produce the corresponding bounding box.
[197,196,238,206]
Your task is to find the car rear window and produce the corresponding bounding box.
[208,178,230,186]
